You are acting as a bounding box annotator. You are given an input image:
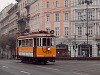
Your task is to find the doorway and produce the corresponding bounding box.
[78,43,92,57]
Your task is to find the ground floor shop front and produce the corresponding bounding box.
[56,38,100,58]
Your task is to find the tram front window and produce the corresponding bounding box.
[43,38,46,46]
[43,38,55,46]
[43,38,50,46]
[47,38,50,46]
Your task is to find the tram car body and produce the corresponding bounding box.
[16,31,56,64]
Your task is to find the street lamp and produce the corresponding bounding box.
[82,0,92,45]
[82,0,93,57]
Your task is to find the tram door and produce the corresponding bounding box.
[78,44,92,57]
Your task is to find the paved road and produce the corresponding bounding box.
[0,60,100,75]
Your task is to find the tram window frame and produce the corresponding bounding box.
[36,38,39,46]
[34,38,36,47]
[39,38,42,46]
[33,38,34,47]
[51,37,56,47]
[36,38,42,47]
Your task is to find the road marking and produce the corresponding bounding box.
[73,72,88,75]
[2,66,8,68]
[37,66,60,71]
[93,64,100,66]
[20,71,31,75]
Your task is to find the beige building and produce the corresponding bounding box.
[7,4,18,34]
[0,4,14,34]
[16,0,33,33]
[0,3,17,59]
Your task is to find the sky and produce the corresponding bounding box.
[0,0,17,12]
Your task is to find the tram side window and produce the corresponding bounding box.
[18,40,22,47]
[28,39,33,47]
[43,38,46,46]
[26,39,28,47]
[22,40,25,47]
[51,38,55,46]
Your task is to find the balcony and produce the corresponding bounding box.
[17,16,27,23]
[25,3,30,9]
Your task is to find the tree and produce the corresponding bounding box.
[0,33,17,59]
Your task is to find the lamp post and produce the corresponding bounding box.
[82,0,92,57]
[82,0,92,45]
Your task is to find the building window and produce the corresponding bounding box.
[64,13,68,21]
[55,13,60,22]
[64,0,68,7]
[25,1,26,5]
[78,27,82,35]
[64,27,68,36]
[46,28,50,32]
[46,1,50,8]
[78,12,82,20]
[46,13,50,22]
[88,26,93,36]
[78,0,82,5]
[36,5,37,10]
[55,27,59,36]
[21,4,22,10]
[99,11,100,19]
[88,11,93,20]
[55,1,59,7]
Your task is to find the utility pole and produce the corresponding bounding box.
[73,34,77,57]
[82,0,93,57]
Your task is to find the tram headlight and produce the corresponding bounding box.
[48,47,50,51]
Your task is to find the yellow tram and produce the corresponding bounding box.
[16,31,56,64]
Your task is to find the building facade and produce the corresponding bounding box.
[71,0,100,57]
[0,4,14,34]
[28,0,72,58]
[29,0,72,44]
[0,3,18,59]
[16,0,34,33]
[7,4,18,34]
[29,0,100,57]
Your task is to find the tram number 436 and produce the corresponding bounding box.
[45,51,52,54]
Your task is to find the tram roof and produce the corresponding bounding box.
[17,33,55,39]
